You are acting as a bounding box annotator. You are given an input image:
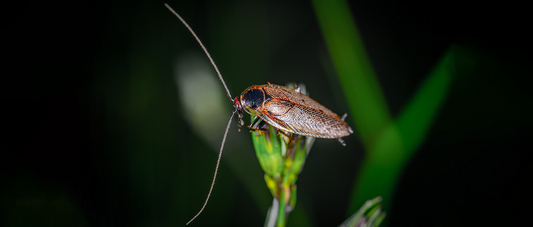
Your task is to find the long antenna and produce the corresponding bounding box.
[186,109,237,225]
[165,3,233,101]
[165,4,237,224]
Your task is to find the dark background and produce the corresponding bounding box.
[3,0,531,226]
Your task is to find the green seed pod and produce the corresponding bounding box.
[251,116,284,178]
[250,84,318,226]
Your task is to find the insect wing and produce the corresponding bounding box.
[260,84,352,139]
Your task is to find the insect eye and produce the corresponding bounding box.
[242,89,264,110]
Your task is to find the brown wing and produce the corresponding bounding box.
[258,84,352,139]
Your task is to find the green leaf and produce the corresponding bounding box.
[312,0,454,217]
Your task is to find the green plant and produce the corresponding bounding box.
[312,0,453,218]
[250,84,316,227]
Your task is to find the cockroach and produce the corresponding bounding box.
[165,3,353,225]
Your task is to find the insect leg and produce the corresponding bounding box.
[341,113,348,121]
[250,116,261,128]
[276,129,292,139]
[341,114,354,134]
[337,138,347,146]
[294,84,301,93]
[249,116,268,132]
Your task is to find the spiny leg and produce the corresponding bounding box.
[341,113,354,134]
[249,116,267,133]
[276,129,292,140]
[337,138,346,146]
[341,113,348,121]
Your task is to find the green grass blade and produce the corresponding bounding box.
[349,49,454,211]
[312,0,392,148]
[312,0,454,217]
[396,49,454,153]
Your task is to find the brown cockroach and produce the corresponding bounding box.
[235,83,353,141]
[165,4,353,225]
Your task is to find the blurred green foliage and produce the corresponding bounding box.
[340,196,385,227]
[313,0,454,214]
